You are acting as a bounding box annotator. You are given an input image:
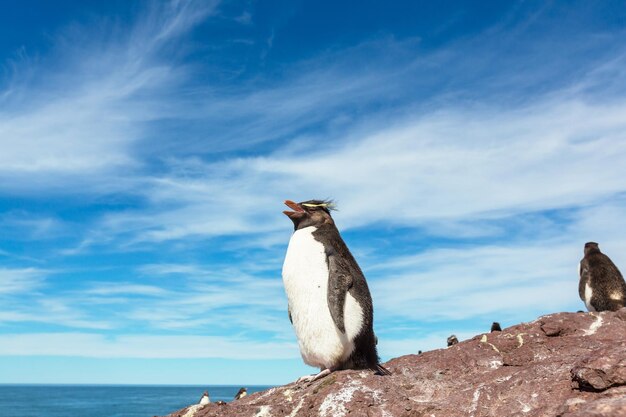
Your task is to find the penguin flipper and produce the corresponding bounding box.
[327,254,353,334]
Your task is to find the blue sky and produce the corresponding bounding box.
[1,0,626,385]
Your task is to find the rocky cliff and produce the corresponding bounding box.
[162,309,626,417]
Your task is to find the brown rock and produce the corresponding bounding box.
[557,386,626,416]
[571,345,626,391]
[161,309,626,417]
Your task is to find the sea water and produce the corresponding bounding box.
[0,384,273,417]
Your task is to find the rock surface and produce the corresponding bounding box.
[162,309,626,417]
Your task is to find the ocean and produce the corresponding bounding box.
[0,385,273,417]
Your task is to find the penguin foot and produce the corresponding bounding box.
[296,368,332,384]
[295,374,315,384]
[375,364,392,376]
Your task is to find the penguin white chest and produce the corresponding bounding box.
[282,226,362,369]
[584,282,596,312]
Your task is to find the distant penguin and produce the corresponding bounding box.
[490,322,502,332]
[199,391,210,405]
[215,400,226,406]
[447,335,458,347]
[579,242,626,312]
[234,387,247,400]
[282,199,390,382]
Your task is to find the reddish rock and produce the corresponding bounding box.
[571,345,626,391]
[162,309,626,417]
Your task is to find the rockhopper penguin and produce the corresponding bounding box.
[282,199,390,382]
[199,391,210,405]
[234,387,247,400]
[579,242,626,312]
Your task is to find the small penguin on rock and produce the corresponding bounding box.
[579,242,626,312]
[282,199,390,383]
[490,322,502,332]
[199,391,210,405]
[447,335,458,347]
[234,387,247,400]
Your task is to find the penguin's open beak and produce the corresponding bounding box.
[283,200,305,218]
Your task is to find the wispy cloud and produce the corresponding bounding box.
[123,264,288,332]
[79,88,626,247]
[371,244,578,322]
[3,0,626,248]
[0,332,298,359]
[0,261,289,335]
[84,283,170,297]
[0,0,217,193]
[0,297,115,330]
[0,268,47,294]
[0,211,66,240]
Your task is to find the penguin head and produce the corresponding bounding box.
[584,242,600,255]
[283,199,335,230]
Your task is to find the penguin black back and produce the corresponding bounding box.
[579,242,626,312]
[313,221,382,372]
